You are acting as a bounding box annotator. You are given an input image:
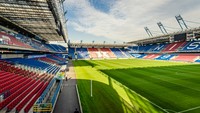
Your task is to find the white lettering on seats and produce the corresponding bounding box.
[187,42,200,50]
[153,45,164,51]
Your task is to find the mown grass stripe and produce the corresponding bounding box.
[73,59,200,113]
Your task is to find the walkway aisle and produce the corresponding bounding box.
[53,60,80,113]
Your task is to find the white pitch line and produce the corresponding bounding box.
[164,109,177,113]
[178,106,200,113]
[99,72,170,113]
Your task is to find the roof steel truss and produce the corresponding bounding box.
[0,0,63,41]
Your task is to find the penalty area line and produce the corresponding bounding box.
[178,106,200,113]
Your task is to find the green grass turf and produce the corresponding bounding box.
[73,59,200,113]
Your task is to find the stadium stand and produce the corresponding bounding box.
[172,54,199,62]
[76,48,90,59]
[0,30,68,53]
[30,41,50,51]
[0,62,47,111]
[110,48,127,58]
[0,27,68,53]
[120,48,132,58]
[88,48,102,59]
[68,47,76,59]
[129,46,139,53]
[68,47,134,59]
[51,80,62,107]
[130,44,166,53]
[47,55,67,65]
[0,55,66,112]
[36,78,56,104]
[46,44,67,52]
[162,41,186,52]
[143,54,160,59]
[141,45,155,52]
[195,58,200,62]
[155,54,175,60]
[128,40,200,63]
[6,58,52,70]
[99,48,116,58]
[149,43,167,52]
[0,32,32,48]
[180,40,200,51]
[130,53,146,58]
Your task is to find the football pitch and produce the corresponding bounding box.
[73,59,200,113]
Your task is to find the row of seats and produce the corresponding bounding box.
[172,54,199,62]
[24,82,48,113]
[130,53,146,58]
[110,48,126,58]
[0,32,32,49]
[37,57,58,65]
[37,78,56,104]
[155,54,175,60]
[120,48,132,57]
[130,40,200,53]
[100,48,116,58]
[16,81,45,112]
[0,61,54,82]
[5,56,63,75]
[47,55,66,64]
[0,77,33,110]
[52,55,66,62]
[0,55,66,113]
[0,31,67,53]
[51,80,62,106]
[68,48,76,59]
[6,58,50,70]
[76,48,90,59]
[131,53,200,62]
[87,48,100,58]
[69,47,131,59]
[6,79,38,111]
[143,54,160,59]
[46,44,66,52]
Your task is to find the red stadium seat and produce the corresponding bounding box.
[172,54,199,62]
[162,42,187,52]
[99,48,116,58]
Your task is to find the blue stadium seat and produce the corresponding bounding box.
[130,43,167,53]
[110,48,126,58]
[119,48,132,57]
[76,48,89,59]
[68,47,75,59]
[180,41,200,51]
[195,59,200,62]
[130,53,146,58]
[155,54,175,60]
[150,43,167,52]
[45,44,66,52]
[6,58,50,70]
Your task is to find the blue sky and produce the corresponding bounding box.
[64,0,200,43]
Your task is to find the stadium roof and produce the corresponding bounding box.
[128,27,200,45]
[69,42,132,48]
[0,0,67,42]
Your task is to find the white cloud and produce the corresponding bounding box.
[65,0,200,42]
